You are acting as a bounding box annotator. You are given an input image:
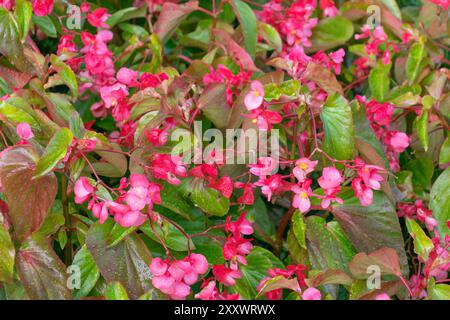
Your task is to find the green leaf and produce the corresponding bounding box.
[14,0,32,42]
[259,22,282,53]
[406,38,426,84]
[86,220,153,299]
[107,223,137,248]
[406,157,434,194]
[439,136,450,165]
[50,55,78,98]
[292,210,306,249]
[369,61,390,102]
[405,218,434,261]
[428,279,450,300]
[332,191,409,276]
[305,216,356,273]
[0,100,39,128]
[32,15,56,37]
[72,245,100,298]
[69,111,85,139]
[308,16,354,52]
[415,108,429,151]
[34,128,73,179]
[0,223,15,283]
[233,247,284,299]
[194,243,224,265]
[246,196,275,243]
[429,167,450,242]
[141,220,195,252]
[320,93,355,160]
[107,6,147,28]
[189,185,230,216]
[380,0,402,19]
[105,282,129,300]
[0,8,33,72]
[157,182,195,220]
[0,145,57,242]
[231,0,257,58]
[16,233,72,299]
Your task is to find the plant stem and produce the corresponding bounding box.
[60,174,72,265]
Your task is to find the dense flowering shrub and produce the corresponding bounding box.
[0,0,448,301]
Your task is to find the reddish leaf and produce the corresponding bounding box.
[16,234,71,299]
[348,247,401,279]
[307,269,353,287]
[0,65,32,89]
[303,62,343,95]
[0,145,57,242]
[198,83,230,130]
[154,1,199,44]
[213,29,259,72]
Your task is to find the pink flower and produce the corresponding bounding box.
[80,2,90,13]
[195,281,218,300]
[16,123,34,140]
[91,202,109,224]
[209,176,234,199]
[57,35,77,55]
[319,0,338,17]
[291,180,312,214]
[100,83,128,108]
[225,212,254,236]
[244,81,264,111]
[32,0,54,16]
[151,254,209,300]
[358,164,383,190]
[190,253,209,274]
[429,0,450,10]
[318,167,343,190]
[249,157,278,177]
[375,293,391,300]
[223,234,253,265]
[74,177,94,204]
[114,209,146,227]
[389,132,409,153]
[0,0,14,10]
[236,182,255,205]
[245,109,282,131]
[254,174,283,201]
[212,265,241,286]
[145,128,168,147]
[140,72,168,89]
[352,177,373,206]
[87,8,110,29]
[117,68,139,87]
[302,287,321,300]
[150,154,187,185]
[152,260,171,277]
[293,158,317,182]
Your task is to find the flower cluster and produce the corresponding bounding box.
[74,174,161,227]
[211,213,254,287]
[357,96,410,171]
[355,25,399,65]
[150,254,208,300]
